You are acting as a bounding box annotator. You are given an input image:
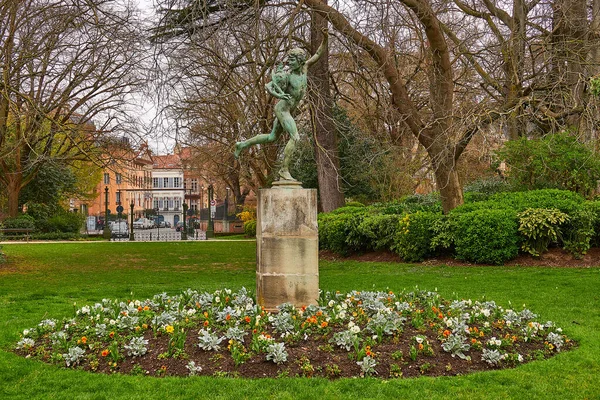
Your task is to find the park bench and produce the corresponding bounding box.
[0,228,35,242]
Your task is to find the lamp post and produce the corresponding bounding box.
[155,207,160,240]
[206,184,214,238]
[225,187,230,220]
[182,202,188,240]
[129,200,135,241]
[200,185,204,220]
[103,186,111,239]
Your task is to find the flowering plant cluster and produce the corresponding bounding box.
[14,287,572,378]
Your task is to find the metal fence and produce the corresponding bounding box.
[111,230,207,242]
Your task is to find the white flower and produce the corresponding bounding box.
[481,309,491,317]
[445,319,453,327]
[109,319,116,325]
[214,296,220,303]
[338,311,346,319]
[328,300,335,308]
[22,329,30,337]
[80,306,90,315]
[187,308,197,316]
[483,322,490,328]
[415,337,424,344]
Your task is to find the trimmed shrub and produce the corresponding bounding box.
[318,210,368,255]
[454,189,584,215]
[517,208,570,257]
[244,220,257,238]
[392,211,441,262]
[562,205,598,259]
[37,212,84,233]
[452,209,519,265]
[29,232,81,241]
[354,214,402,251]
[345,201,366,208]
[463,177,512,202]
[1,215,36,235]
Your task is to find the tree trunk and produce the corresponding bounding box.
[308,6,345,212]
[6,174,22,217]
[432,156,463,214]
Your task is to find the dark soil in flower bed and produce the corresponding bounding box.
[26,325,570,379]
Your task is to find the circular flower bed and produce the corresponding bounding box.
[14,288,573,378]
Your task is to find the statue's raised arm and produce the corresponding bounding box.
[303,28,329,72]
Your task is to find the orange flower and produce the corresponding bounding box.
[142,324,148,330]
[143,305,150,311]
[203,311,209,318]
[316,311,323,317]
[109,332,115,339]
[438,313,444,319]
[203,320,209,327]
[226,314,231,321]
[244,316,251,323]
[81,336,87,344]
[137,306,143,312]
[443,330,451,338]
[418,343,424,351]
[101,349,110,357]
[321,321,328,328]
[471,338,477,344]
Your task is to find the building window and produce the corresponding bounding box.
[174,177,180,188]
[163,177,169,188]
[103,173,110,184]
[153,199,159,209]
[116,191,121,204]
[116,173,122,184]
[153,177,160,188]
[191,179,198,191]
[174,198,181,209]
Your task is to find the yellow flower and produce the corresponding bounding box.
[165,325,174,334]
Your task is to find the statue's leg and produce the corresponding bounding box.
[234,120,281,159]
[277,113,299,181]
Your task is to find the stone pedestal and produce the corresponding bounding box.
[256,187,319,311]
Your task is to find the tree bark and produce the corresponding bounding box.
[304,0,464,213]
[308,6,345,212]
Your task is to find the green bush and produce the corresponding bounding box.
[454,189,584,215]
[562,205,598,259]
[495,131,600,197]
[1,215,36,234]
[354,214,402,251]
[392,211,440,262]
[517,208,570,257]
[29,232,82,241]
[37,212,84,233]
[452,209,519,265]
[584,201,600,247]
[318,211,367,255]
[463,177,512,202]
[244,220,257,238]
[344,201,366,208]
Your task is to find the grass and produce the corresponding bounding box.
[0,242,598,399]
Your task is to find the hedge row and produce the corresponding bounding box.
[318,190,600,264]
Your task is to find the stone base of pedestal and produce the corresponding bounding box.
[256,187,319,312]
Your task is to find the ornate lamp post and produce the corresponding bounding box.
[103,186,111,239]
[206,184,214,238]
[182,202,188,240]
[129,199,135,241]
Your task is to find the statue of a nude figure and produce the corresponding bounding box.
[234,28,329,182]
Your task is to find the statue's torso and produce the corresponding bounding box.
[286,73,306,104]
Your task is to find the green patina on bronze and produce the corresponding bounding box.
[234,29,329,182]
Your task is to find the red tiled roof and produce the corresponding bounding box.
[153,154,181,169]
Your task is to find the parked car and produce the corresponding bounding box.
[165,221,171,228]
[110,221,129,238]
[133,218,153,229]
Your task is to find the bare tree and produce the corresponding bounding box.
[0,0,147,217]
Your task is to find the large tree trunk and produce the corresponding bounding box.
[6,174,22,217]
[308,7,345,212]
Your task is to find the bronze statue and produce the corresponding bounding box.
[234,29,329,182]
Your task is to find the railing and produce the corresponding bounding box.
[112,230,207,242]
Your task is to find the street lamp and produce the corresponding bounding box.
[103,186,111,239]
[206,184,214,238]
[155,207,160,240]
[129,199,135,241]
[182,202,188,240]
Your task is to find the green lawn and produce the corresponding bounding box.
[0,242,598,399]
